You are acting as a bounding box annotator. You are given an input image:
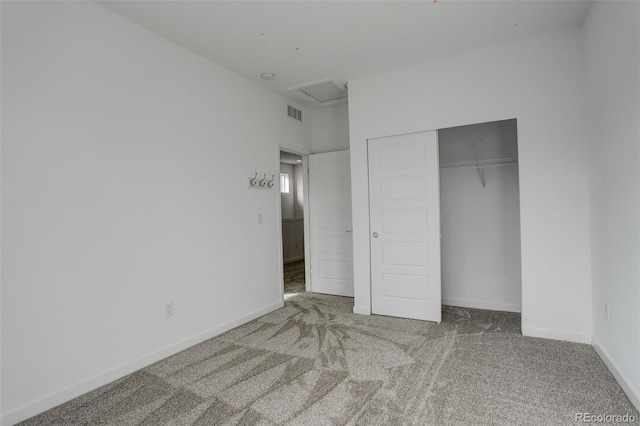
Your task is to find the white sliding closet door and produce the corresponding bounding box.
[368,131,441,322]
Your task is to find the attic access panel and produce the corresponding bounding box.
[290,78,348,106]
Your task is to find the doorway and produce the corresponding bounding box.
[439,119,522,313]
[280,150,306,299]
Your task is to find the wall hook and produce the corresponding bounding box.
[249,171,276,190]
[249,172,258,186]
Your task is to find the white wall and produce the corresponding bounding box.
[439,121,522,313]
[349,26,592,342]
[311,103,350,153]
[1,2,311,423]
[281,218,304,263]
[280,163,295,218]
[584,1,640,409]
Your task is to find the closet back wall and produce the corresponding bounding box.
[439,121,522,313]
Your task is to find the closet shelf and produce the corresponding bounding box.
[440,157,518,188]
[439,157,518,170]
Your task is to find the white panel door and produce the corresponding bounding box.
[309,150,353,297]
[368,131,441,322]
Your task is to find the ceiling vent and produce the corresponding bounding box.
[289,78,348,107]
[287,105,302,122]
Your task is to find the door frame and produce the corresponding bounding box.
[276,143,311,304]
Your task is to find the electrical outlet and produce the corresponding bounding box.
[257,212,262,223]
[604,303,609,322]
[166,302,174,318]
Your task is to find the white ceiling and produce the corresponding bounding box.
[98,0,591,109]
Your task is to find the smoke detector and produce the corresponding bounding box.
[289,78,347,107]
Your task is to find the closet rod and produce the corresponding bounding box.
[439,157,518,170]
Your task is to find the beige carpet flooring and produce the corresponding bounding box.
[21,293,638,425]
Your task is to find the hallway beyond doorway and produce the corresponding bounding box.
[284,260,305,296]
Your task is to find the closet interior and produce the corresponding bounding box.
[438,119,522,313]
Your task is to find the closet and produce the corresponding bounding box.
[438,119,522,313]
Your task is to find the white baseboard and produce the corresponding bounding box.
[353,305,371,315]
[521,326,591,344]
[592,336,640,412]
[442,298,521,313]
[1,301,284,426]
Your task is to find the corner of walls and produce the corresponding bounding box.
[592,336,640,412]
[310,103,350,154]
[583,0,640,412]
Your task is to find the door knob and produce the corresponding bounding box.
[372,232,379,238]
